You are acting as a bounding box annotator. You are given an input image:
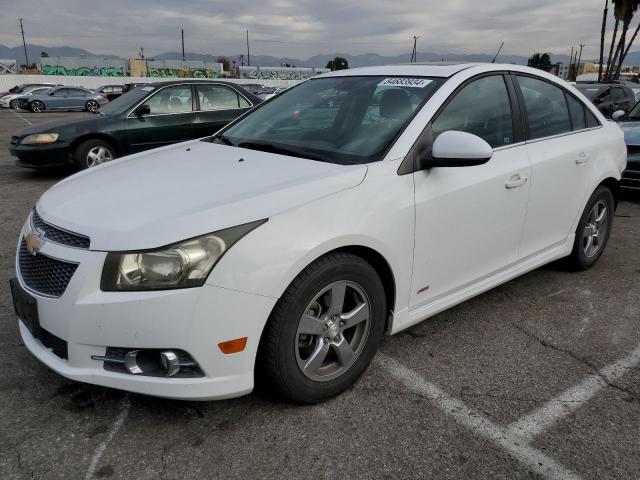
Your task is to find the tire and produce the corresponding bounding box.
[258,252,387,404]
[30,101,44,113]
[74,139,116,170]
[566,185,615,270]
[85,100,99,112]
[9,99,20,109]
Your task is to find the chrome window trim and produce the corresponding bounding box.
[126,82,254,119]
[524,125,603,145]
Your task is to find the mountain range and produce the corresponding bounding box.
[3,43,640,69]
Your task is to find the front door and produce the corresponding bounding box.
[411,74,531,310]
[125,84,197,152]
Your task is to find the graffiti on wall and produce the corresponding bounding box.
[146,67,222,78]
[246,70,319,80]
[41,65,125,76]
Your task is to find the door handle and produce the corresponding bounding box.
[505,174,528,189]
[575,152,590,164]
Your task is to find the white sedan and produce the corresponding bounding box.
[0,86,52,109]
[12,63,626,403]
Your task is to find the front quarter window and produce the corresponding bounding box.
[213,76,444,165]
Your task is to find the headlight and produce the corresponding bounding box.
[21,133,59,145]
[101,220,266,291]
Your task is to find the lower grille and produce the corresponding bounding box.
[40,328,68,360]
[18,240,78,297]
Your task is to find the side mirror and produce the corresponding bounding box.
[134,104,151,116]
[612,110,626,121]
[427,130,493,168]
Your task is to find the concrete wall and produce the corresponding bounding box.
[239,65,329,80]
[0,74,301,91]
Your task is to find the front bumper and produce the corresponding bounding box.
[10,141,74,168]
[621,154,640,190]
[14,224,277,400]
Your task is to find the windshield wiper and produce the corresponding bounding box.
[237,141,330,162]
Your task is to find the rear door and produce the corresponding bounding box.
[515,74,598,258]
[194,84,254,137]
[65,88,90,109]
[124,84,197,152]
[46,88,71,109]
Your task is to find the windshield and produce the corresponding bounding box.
[98,86,155,115]
[627,100,640,119]
[209,76,444,164]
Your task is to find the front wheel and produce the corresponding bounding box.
[85,100,99,112]
[30,101,44,113]
[566,185,615,270]
[9,99,20,109]
[74,139,116,169]
[259,252,387,404]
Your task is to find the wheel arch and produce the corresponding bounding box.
[598,176,620,209]
[69,133,121,157]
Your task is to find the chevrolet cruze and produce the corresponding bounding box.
[11,64,627,404]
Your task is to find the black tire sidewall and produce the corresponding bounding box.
[30,101,43,112]
[74,139,115,170]
[571,186,615,269]
[263,254,387,404]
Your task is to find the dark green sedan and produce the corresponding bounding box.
[9,80,261,169]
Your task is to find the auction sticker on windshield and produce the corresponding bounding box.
[378,78,433,88]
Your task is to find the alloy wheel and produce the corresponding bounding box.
[582,200,608,258]
[31,101,43,113]
[86,146,113,168]
[295,280,371,382]
[86,100,99,112]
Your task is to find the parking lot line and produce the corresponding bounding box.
[11,109,32,126]
[507,342,640,442]
[84,394,131,480]
[376,354,582,480]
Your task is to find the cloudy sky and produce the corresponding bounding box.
[0,0,613,60]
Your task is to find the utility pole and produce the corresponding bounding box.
[19,18,29,69]
[139,47,145,60]
[411,36,419,63]
[576,44,584,80]
[568,45,575,80]
[181,29,185,62]
[246,30,250,66]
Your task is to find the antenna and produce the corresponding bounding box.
[491,42,504,63]
[181,29,185,62]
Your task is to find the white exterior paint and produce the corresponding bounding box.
[15,63,627,399]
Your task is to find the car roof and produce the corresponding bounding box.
[321,63,481,78]
[145,79,251,88]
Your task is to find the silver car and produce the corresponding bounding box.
[18,86,109,113]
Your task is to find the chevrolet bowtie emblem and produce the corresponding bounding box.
[25,230,45,256]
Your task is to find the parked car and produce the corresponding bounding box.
[122,82,150,93]
[10,64,625,404]
[17,86,109,113]
[612,101,640,191]
[10,80,260,169]
[259,86,288,100]
[574,82,636,118]
[95,84,124,101]
[0,82,60,98]
[239,83,266,96]
[0,86,52,109]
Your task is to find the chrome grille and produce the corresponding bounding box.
[32,209,90,249]
[18,240,78,297]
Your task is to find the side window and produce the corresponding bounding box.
[432,75,514,148]
[69,88,86,96]
[566,94,586,131]
[611,87,624,102]
[517,76,571,140]
[597,88,612,104]
[52,88,69,96]
[140,86,193,115]
[586,108,601,128]
[238,94,251,108]
[197,84,241,110]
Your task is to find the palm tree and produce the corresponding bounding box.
[614,0,640,78]
[604,0,625,79]
[599,0,609,82]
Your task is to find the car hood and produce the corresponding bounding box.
[619,121,640,146]
[15,113,105,137]
[36,141,367,251]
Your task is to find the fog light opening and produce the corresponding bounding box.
[160,351,181,377]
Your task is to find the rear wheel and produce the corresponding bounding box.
[566,185,614,270]
[259,252,386,404]
[74,139,116,169]
[85,100,99,112]
[30,101,44,113]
